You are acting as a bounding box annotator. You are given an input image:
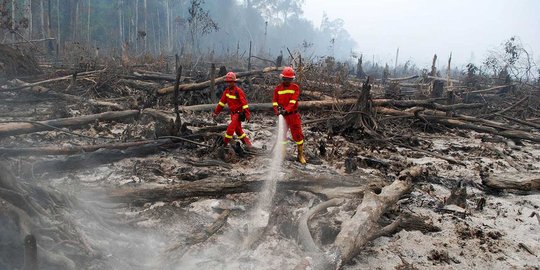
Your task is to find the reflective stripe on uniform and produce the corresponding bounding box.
[226,94,237,99]
[295,140,304,145]
[272,102,278,106]
[242,105,249,109]
[224,133,233,139]
[277,89,295,95]
[289,100,297,104]
[238,133,247,139]
[218,101,226,107]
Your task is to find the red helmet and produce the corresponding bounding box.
[280,67,295,79]
[224,72,237,82]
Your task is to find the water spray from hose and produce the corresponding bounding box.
[243,115,286,248]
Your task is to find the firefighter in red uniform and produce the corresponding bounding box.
[273,67,306,164]
[213,72,252,147]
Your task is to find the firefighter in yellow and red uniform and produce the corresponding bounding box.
[213,72,252,147]
[273,67,306,164]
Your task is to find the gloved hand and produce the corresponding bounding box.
[277,106,285,116]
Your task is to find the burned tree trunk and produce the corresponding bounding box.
[333,166,423,267]
[157,66,284,95]
[482,172,540,193]
[359,77,372,113]
[28,141,175,174]
[376,107,540,143]
[0,140,167,156]
[173,64,183,136]
[431,80,444,98]
[332,77,380,138]
[106,175,385,205]
[298,198,345,253]
[430,54,437,77]
[210,63,216,103]
[5,78,124,110]
[385,81,400,99]
[356,55,366,79]
[1,69,105,92]
[0,110,140,137]
[179,99,483,113]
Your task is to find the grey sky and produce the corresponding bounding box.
[303,0,540,68]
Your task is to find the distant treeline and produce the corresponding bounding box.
[0,0,356,59]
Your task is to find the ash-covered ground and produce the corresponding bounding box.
[2,109,538,270]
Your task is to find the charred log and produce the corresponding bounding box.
[332,166,424,267]
[158,66,284,95]
[105,176,385,205]
[0,110,140,137]
[482,172,540,193]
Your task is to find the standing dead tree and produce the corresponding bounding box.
[172,63,183,136]
[356,54,367,79]
[186,0,218,55]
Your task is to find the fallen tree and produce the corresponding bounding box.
[426,75,460,84]
[376,107,540,143]
[499,114,540,130]
[0,110,140,137]
[5,78,124,110]
[482,172,540,193]
[27,141,175,174]
[180,99,484,113]
[0,139,166,156]
[157,66,284,95]
[0,69,106,92]
[117,79,160,92]
[462,84,514,95]
[294,167,426,269]
[298,198,344,254]
[332,166,423,267]
[105,175,386,205]
[130,70,178,81]
[388,75,420,82]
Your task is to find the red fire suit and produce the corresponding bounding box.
[272,82,304,145]
[214,85,252,146]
